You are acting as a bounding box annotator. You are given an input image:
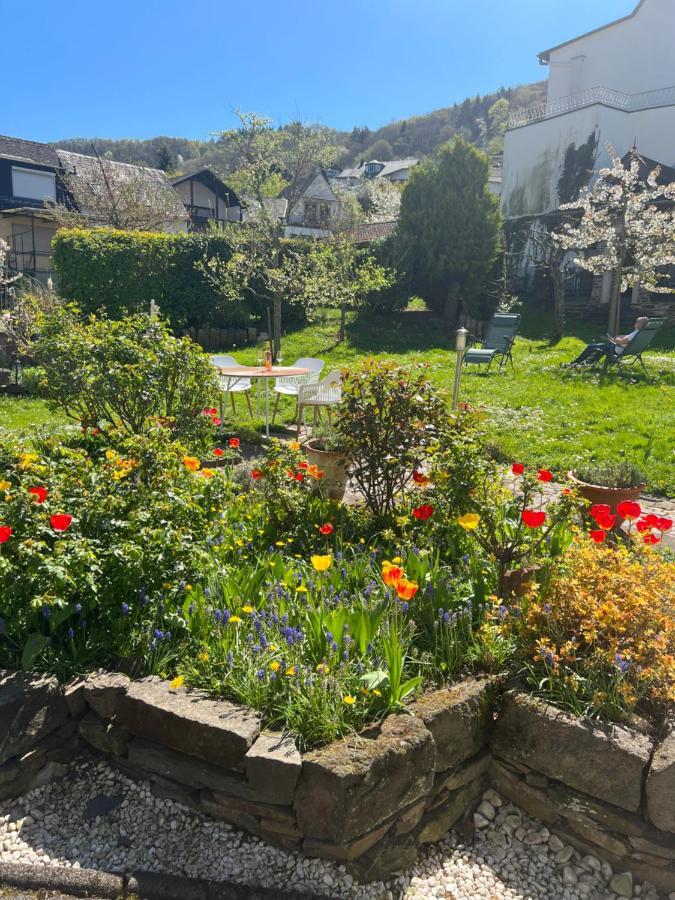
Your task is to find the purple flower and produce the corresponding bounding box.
[42,605,52,620]
[120,603,130,617]
[66,627,75,640]
[74,603,82,613]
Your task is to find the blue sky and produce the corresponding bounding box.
[4,0,635,143]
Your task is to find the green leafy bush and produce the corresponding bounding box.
[52,227,259,329]
[27,309,219,447]
[574,460,646,489]
[334,359,446,516]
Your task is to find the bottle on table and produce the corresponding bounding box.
[264,348,272,371]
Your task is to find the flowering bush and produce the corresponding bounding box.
[501,538,675,721]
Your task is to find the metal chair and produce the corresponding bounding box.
[296,370,342,437]
[463,314,521,373]
[603,318,664,375]
[271,357,324,424]
[211,354,253,417]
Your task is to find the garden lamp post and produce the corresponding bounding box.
[452,327,467,409]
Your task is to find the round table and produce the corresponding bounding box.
[218,366,311,437]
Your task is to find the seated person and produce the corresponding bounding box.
[564,317,648,367]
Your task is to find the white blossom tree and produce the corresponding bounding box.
[556,149,675,333]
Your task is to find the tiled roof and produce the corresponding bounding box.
[0,134,60,168]
[347,220,397,243]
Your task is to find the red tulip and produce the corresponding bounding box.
[29,486,48,504]
[412,470,429,485]
[228,438,240,448]
[511,463,525,476]
[590,504,611,522]
[589,530,606,543]
[213,448,224,457]
[617,501,641,521]
[0,525,12,543]
[211,417,222,427]
[412,504,434,521]
[202,408,218,416]
[521,509,546,528]
[537,469,553,483]
[319,523,334,535]
[644,533,661,545]
[595,513,616,531]
[251,469,263,481]
[656,517,672,533]
[635,519,652,533]
[50,514,72,532]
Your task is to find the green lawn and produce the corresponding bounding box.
[1,304,673,494]
[236,304,675,495]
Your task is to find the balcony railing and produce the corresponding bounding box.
[508,84,675,129]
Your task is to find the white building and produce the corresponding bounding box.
[502,0,675,221]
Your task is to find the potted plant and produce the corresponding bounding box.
[568,460,646,508]
[304,423,351,501]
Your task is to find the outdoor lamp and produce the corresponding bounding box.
[452,326,468,409]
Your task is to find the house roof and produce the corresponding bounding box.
[538,0,646,63]
[347,220,397,243]
[281,170,338,204]
[169,167,241,206]
[337,159,418,180]
[241,197,288,223]
[56,150,187,221]
[0,134,60,168]
[621,151,675,185]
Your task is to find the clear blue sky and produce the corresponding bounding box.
[4,0,636,143]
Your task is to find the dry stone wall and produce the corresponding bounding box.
[1,669,673,890]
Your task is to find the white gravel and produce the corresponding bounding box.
[0,758,666,900]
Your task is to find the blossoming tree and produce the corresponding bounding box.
[556,149,675,334]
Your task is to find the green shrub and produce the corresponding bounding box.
[52,227,260,329]
[574,460,646,488]
[27,308,220,447]
[335,359,446,516]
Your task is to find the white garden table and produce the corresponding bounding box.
[218,365,311,437]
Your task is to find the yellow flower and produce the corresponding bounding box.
[268,643,278,652]
[311,554,332,572]
[229,615,242,624]
[270,661,281,672]
[289,441,301,450]
[182,456,200,472]
[197,652,209,661]
[296,585,308,593]
[315,662,329,674]
[201,468,215,479]
[458,513,481,531]
[343,695,356,706]
[105,449,117,461]
[372,688,382,697]
[0,480,11,493]
[285,665,297,677]
[392,556,402,564]
[169,676,184,690]
[18,452,39,469]
[242,605,254,614]
[275,541,285,547]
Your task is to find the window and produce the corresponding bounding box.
[304,202,331,227]
[11,167,56,202]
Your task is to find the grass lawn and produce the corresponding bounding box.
[1,303,673,494]
[235,303,675,495]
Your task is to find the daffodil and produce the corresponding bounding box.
[457,513,481,531]
[311,554,332,572]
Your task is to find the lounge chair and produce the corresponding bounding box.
[603,318,664,374]
[463,313,521,373]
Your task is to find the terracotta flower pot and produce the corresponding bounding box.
[567,471,645,510]
[305,439,351,502]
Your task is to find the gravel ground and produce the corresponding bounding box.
[0,758,668,900]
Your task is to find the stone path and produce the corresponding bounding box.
[0,758,668,900]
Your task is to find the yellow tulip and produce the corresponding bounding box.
[311,554,332,572]
[458,513,481,531]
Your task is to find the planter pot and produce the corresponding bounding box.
[305,439,351,501]
[567,471,645,510]
[501,564,542,599]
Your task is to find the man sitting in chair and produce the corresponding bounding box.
[563,317,648,368]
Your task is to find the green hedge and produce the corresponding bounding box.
[52,228,264,330]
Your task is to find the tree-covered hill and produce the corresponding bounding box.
[54,81,546,175]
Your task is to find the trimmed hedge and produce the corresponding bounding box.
[52,228,264,330]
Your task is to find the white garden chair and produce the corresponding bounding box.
[271,357,324,424]
[211,354,253,417]
[296,370,342,437]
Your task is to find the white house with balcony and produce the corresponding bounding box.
[502,0,675,222]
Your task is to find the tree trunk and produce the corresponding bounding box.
[608,267,622,336]
[273,294,282,362]
[551,261,565,341]
[339,304,346,343]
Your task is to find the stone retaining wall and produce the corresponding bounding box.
[1,670,673,890]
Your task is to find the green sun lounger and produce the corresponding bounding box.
[603,317,664,374]
[463,313,521,373]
